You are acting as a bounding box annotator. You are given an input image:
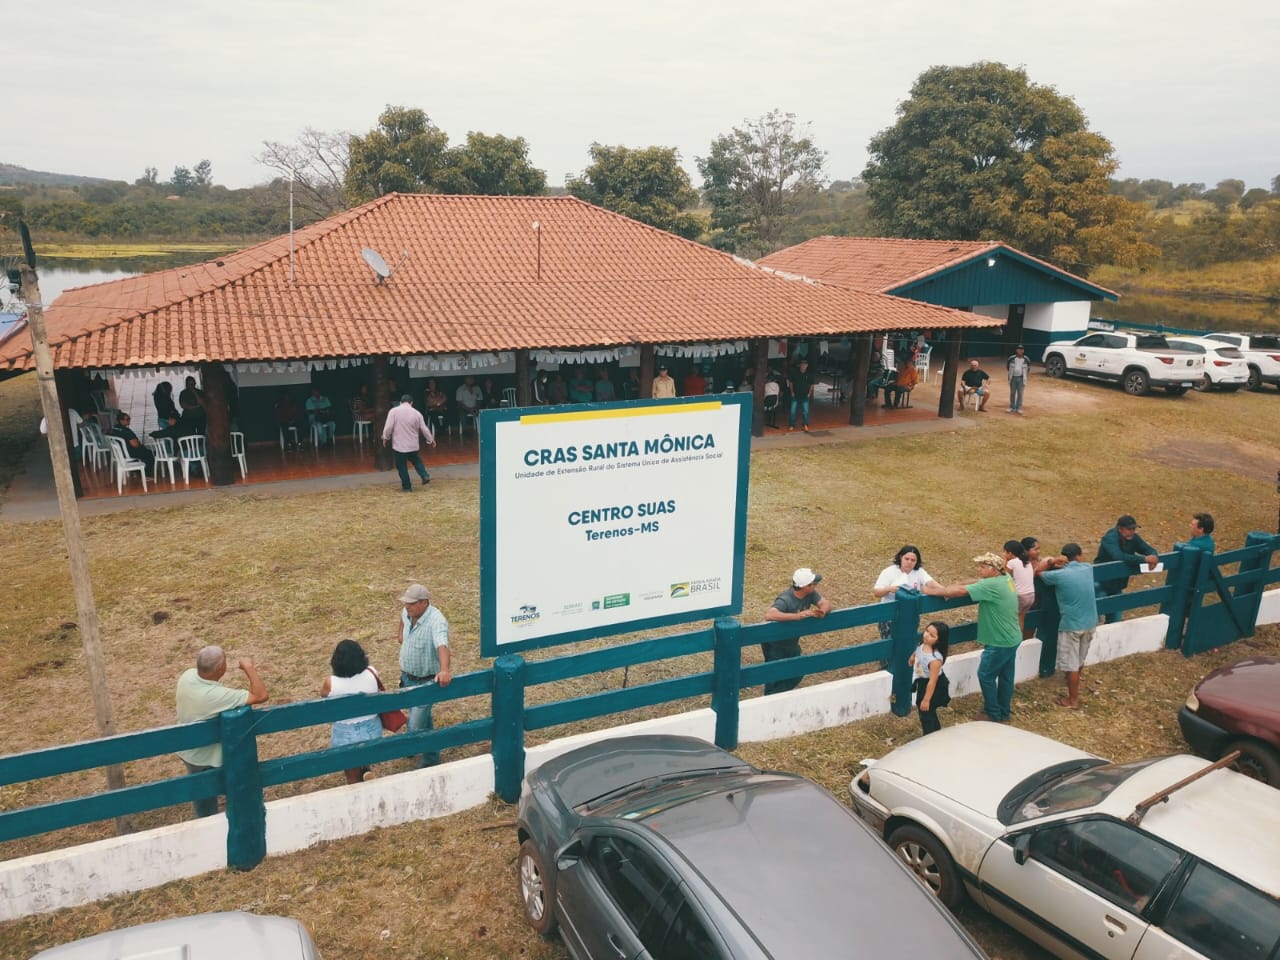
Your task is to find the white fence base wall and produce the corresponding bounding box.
[0,598,1270,921]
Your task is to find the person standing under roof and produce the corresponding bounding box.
[652,364,676,399]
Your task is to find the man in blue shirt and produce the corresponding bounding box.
[397,583,453,766]
[1041,543,1099,709]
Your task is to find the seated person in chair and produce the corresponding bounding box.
[275,390,304,447]
[455,375,484,429]
[885,358,918,407]
[306,386,337,445]
[424,379,449,429]
[113,412,155,471]
[958,358,991,411]
[867,351,892,400]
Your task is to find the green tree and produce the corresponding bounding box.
[862,63,1155,273]
[566,144,701,238]
[697,110,826,256]
[1240,188,1272,211]
[1203,178,1245,212]
[345,105,450,203]
[440,132,546,196]
[193,159,213,188]
[170,166,195,195]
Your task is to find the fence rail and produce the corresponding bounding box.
[2,534,1277,868]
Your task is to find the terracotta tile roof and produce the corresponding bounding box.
[1,197,1001,372]
[758,236,1116,298]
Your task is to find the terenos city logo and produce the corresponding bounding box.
[510,604,541,627]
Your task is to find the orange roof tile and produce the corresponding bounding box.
[2,197,1001,372]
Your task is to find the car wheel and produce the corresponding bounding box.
[1224,739,1280,786]
[1044,355,1066,379]
[888,824,965,909]
[1123,369,1150,396]
[518,838,557,936]
[1165,385,1188,396]
[1192,375,1212,392]
[1246,367,1262,391]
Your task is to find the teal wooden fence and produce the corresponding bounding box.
[2,534,1277,871]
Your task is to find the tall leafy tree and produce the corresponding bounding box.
[566,144,701,238]
[440,132,546,196]
[345,106,450,203]
[863,63,1154,273]
[697,110,826,257]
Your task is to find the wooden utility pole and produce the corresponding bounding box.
[19,240,129,824]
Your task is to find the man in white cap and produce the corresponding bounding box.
[762,567,832,694]
[397,583,452,766]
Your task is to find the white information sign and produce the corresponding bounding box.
[480,396,750,655]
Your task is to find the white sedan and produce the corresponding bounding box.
[849,723,1280,960]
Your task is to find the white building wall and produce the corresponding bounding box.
[1022,300,1091,337]
[0,595,1275,922]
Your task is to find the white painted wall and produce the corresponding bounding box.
[0,598,1271,922]
[1022,300,1091,336]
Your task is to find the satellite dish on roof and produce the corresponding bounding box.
[362,247,391,283]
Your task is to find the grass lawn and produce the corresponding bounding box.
[0,369,1278,959]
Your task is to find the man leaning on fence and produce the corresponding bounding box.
[175,645,269,818]
[397,583,453,767]
[1094,514,1160,623]
[762,567,831,695]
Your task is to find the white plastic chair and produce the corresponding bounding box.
[350,401,372,443]
[107,436,148,494]
[80,421,112,471]
[152,436,179,483]
[230,431,248,479]
[915,346,932,384]
[501,387,518,407]
[177,435,210,485]
[278,425,299,451]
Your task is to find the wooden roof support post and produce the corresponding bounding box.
[937,333,963,418]
[373,356,392,471]
[20,261,130,826]
[515,349,532,407]
[639,344,656,399]
[751,338,769,437]
[849,334,871,427]
[200,361,235,485]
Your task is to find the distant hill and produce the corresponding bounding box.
[0,163,113,188]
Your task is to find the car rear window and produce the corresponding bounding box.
[1252,335,1280,350]
[1010,758,1161,823]
[1136,335,1171,349]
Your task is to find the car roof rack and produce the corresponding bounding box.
[1125,750,1240,826]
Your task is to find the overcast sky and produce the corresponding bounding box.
[13,0,1279,192]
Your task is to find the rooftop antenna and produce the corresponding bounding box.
[361,247,409,285]
[288,168,296,284]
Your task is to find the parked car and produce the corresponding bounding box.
[1042,331,1203,396]
[1203,332,1280,391]
[31,912,320,959]
[1179,655,1280,785]
[849,722,1280,960]
[1164,336,1250,391]
[516,734,986,960]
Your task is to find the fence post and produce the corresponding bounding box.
[221,705,265,871]
[492,655,527,804]
[712,618,742,750]
[889,592,921,718]
[1163,544,1202,649]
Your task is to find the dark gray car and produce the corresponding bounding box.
[515,734,986,959]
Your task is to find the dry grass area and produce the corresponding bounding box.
[1,370,1279,959]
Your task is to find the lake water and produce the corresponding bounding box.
[21,257,1280,337]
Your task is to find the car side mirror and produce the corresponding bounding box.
[1012,833,1031,866]
[556,838,583,871]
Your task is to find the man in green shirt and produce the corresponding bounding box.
[1176,512,1216,555]
[176,645,269,817]
[924,552,1021,722]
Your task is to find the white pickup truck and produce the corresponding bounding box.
[1042,331,1204,396]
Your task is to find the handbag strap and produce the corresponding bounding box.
[368,666,386,691]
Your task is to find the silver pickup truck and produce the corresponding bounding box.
[1042,331,1204,396]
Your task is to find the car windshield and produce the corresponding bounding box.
[1009,758,1162,824]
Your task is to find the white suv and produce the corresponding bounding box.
[1204,333,1280,391]
[1165,337,1250,392]
[849,722,1280,960]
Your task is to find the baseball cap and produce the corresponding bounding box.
[973,552,1006,572]
[792,567,822,588]
[398,583,430,603]
[1117,515,1139,529]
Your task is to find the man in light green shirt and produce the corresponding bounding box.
[924,552,1021,723]
[176,645,269,817]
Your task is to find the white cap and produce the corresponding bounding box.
[792,567,822,588]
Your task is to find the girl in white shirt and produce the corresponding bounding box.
[873,545,937,642]
[1003,539,1036,632]
[321,639,382,784]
